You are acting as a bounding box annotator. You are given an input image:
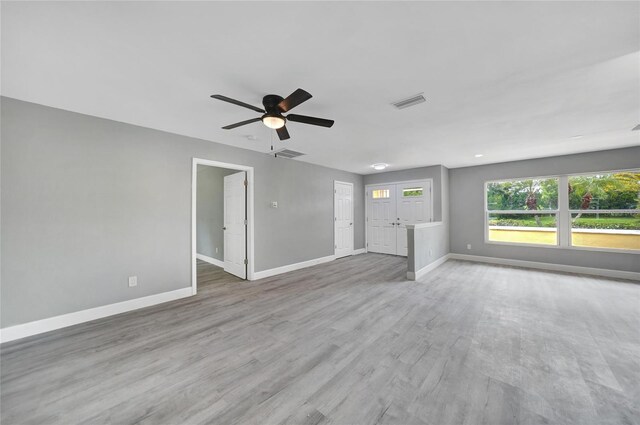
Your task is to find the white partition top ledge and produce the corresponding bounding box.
[405,222,443,230]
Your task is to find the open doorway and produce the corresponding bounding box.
[191,158,255,294]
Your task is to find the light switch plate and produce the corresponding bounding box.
[128,276,137,287]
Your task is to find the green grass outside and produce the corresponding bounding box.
[489,215,640,230]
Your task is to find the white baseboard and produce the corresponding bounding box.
[252,255,336,280]
[407,254,451,281]
[0,287,194,344]
[449,253,640,281]
[196,253,224,268]
[353,248,366,255]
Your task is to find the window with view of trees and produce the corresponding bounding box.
[485,170,640,251]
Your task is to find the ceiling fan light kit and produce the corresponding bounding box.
[211,88,334,141]
[262,114,285,129]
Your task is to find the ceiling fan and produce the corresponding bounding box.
[211,88,334,140]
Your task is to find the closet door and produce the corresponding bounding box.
[367,185,397,255]
[396,181,432,256]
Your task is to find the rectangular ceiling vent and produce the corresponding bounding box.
[392,93,426,110]
[632,124,640,131]
[271,148,305,159]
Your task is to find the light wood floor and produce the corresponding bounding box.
[2,255,639,424]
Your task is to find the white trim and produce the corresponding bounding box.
[407,254,450,281]
[449,253,640,281]
[253,255,336,280]
[352,248,366,255]
[406,221,443,230]
[489,225,556,232]
[334,180,355,258]
[196,253,224,268]
[0,287,193,344]
[489,226,639,235]
[192,158,255,293]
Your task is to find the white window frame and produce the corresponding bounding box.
[484,169,640,254]
[484,176,561,249]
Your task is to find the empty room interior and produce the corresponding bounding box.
[1,2,639,424]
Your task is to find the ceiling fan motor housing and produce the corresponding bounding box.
[263,94,285,114]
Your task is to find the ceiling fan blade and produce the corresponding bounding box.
[276,126,290,140]
[222,117,262,130]
[277,88,312,112]
[211,94,265,113]
[286,114,334,128]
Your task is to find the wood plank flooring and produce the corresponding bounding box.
[1,254,639,425]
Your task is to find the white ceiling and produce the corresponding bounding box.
[2,1,639,174]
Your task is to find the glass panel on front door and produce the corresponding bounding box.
[402,187,423,197]
[372,189,390,199]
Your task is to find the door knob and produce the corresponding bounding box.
[349,223,353,226]
[223,227,227,230]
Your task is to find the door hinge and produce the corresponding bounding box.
[335,244,337,249]
[366,217,368,222]
[366,242,369,247]
[244,180,248,187]
[244,258,248,265]
[334,217,337,221]
[334,189,337,193]
[244,219,248,225]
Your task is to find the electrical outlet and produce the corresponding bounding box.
[215,247,219,254]
[128,276,137,287]
[271,201,278,208]
[467,244,472,250]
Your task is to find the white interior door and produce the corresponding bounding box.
[367,185,397,255]
[223,171,246,279]
[396,181,432,256]
[334,181,354,258]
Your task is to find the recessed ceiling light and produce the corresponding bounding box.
[571,135,583,139]
[474,154,483,158]
[371,163,388,171]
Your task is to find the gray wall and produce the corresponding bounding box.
[407,223,449,273]
[1,97,365,327]
[449,147,640,273]
[196,165,236,261]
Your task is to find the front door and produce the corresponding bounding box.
[396,181,432,256]
[367,180,432,256]
[223,171,247,279]
[367,185,397,255]
[334,181,354,258]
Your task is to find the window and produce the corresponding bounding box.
[372,189,390,199]
[485,170,640,251]
[402,187,423,197]
[568,172,639,251]
[486,178,558,246]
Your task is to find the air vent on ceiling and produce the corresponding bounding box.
[271,148,305,159]
[392,93,426,110]
[632,124,640,131]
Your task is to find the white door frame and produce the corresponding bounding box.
[365,178,433,254]
[191,158,255,293]
[334,180,355,257]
